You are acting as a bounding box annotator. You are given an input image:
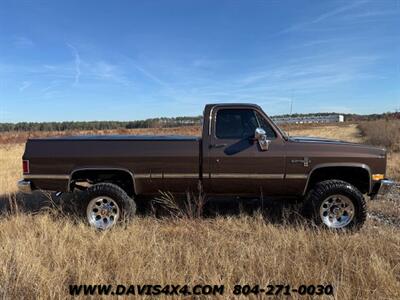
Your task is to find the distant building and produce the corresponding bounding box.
[272,114,345,124]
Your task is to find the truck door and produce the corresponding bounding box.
[206,107,285,195]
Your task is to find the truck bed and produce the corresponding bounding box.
[31,135,200,141]
[23,135,201,194]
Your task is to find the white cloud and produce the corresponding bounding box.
[311,0,368,24]
[274,0,369,36]
[19,81,32,92]
[132,63,168,87]
[89,61,130,85]
[67,43,81,85]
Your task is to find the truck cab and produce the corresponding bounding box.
[201,104,286,195]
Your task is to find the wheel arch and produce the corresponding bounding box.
[68,167,138,196]
[303,163,372,196]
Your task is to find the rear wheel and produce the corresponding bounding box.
[302,180,367,230]
[80,183,136,230]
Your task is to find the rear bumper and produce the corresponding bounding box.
[17,179,32,193]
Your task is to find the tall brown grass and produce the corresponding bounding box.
[358,119,400,152]
[0,213,399,299]
[357,120,400,180]
[288,123,363,143]
[154,190,206,219]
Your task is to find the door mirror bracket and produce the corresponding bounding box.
[254,128,270,151]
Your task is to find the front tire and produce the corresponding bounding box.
[302,180,367,230]
[80,183,136,230]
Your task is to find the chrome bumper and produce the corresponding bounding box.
[377,179,395,196]
[17,179,32,193]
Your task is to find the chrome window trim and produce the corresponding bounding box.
[210,106,280,140]
[208,105,216,135]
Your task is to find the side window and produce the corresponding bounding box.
[255,112,277,139]
[215,109,259,139]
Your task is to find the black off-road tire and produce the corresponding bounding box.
[302,180,367,230]
[78,183,136,229]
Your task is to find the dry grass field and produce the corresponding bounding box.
[358,120,400,181]
[358,119,400,152]
[0,122,399,299]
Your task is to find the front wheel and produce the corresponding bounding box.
[80,183,136,230]
[302,180,367,230]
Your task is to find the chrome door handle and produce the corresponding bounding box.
[210,143,227,149]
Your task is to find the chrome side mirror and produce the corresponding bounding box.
[254,128,270,151]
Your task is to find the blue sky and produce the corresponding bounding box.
[0,0,399,122]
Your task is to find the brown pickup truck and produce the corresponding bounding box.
[18,103,394,230]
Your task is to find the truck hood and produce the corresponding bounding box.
[289,136,386,154]
[289,136,354,145]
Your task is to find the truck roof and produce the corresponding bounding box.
[205,103,261,109]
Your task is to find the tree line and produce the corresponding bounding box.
[1,112,398,132]
[0,117,202,132]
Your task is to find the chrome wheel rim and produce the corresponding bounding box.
[86,196,120,230]
[319,194,355,229]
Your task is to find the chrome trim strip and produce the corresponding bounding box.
[24,174,70,180]
[286,174,308,179]
[135,174,151,179]
[136,173,284,179]
[211,173,284,179]
[136,173,199,179]
[164,173,198,179]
